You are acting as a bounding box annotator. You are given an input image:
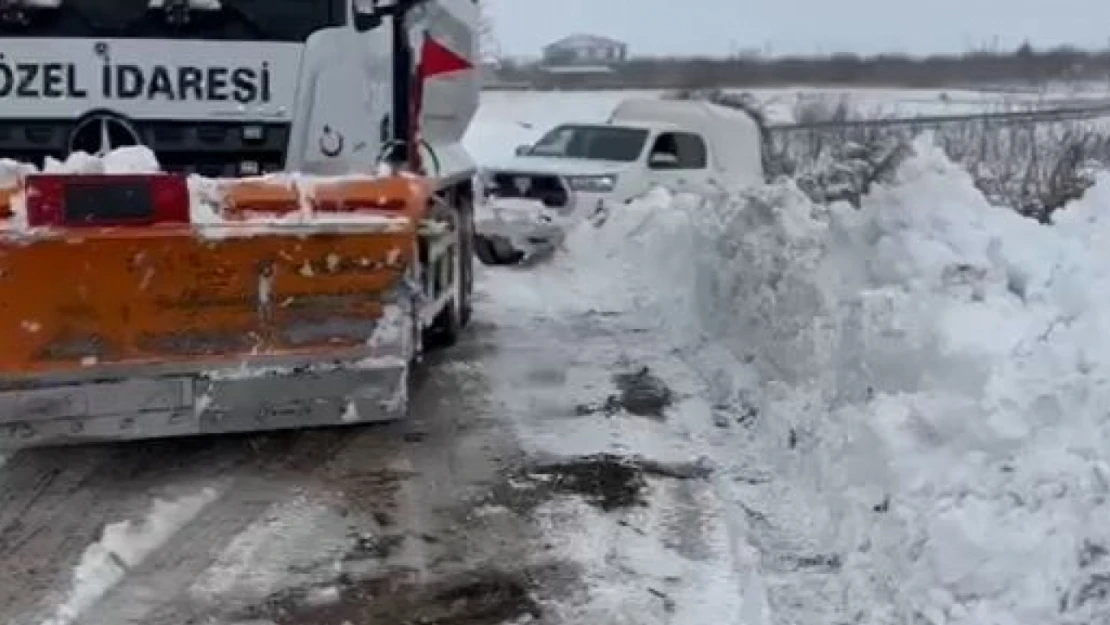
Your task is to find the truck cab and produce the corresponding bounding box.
[0,0,479,184]
[474,97,765,264]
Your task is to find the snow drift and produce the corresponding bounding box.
[559,134,1110,624]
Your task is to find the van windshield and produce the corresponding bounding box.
[527,124,649,162]
[0,0,345,41]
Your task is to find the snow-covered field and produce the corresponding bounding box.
[467,86,1110,163]
[469,90,1110,623]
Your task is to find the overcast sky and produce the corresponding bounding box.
[483,0,1107,58]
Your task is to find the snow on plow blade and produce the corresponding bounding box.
[0,172,429,449]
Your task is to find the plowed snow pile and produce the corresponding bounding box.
[560,135,1110,624]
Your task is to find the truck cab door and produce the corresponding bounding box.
[645,131,712,193]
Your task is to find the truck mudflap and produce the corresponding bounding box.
[0,172,438,449]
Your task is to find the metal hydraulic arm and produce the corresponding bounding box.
[354,0,434,170]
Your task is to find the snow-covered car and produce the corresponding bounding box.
[474,97,766,265]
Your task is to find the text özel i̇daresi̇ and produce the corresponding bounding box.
[0,59,273,103]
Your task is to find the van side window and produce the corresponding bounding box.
[648,132,707,169]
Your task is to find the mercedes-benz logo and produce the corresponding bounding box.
[68,111,143,157]
[513,176,531,195]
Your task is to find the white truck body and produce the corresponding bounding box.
[474,97,765,264]
[0,0,480,184]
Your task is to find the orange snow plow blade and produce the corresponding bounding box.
[0,173,431,449]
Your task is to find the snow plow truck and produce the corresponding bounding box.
[0,0,480,449]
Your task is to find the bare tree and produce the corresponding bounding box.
[491,46,1110,91]
[476,0,501,67]
[676,89,1110,219]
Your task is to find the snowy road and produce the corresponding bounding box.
[0,318,547,625]
[0,265,756,625]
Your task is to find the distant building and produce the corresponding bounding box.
[542,34,628,66]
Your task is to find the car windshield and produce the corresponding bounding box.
[0,0,345,41]
[527,124,649,162]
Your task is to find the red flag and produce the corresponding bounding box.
[418,36,473,80]
[410,34,472,170]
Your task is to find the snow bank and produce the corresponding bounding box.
[561,135,1110,623]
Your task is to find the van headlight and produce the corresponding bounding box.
[566,174,617,193]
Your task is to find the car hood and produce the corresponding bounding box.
[484,156,631,177]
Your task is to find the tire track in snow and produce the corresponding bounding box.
[24,427,496,624]
[38,486,222,625]
[0,441,245,625]
[71,431,369,624]
[74,479,283,625]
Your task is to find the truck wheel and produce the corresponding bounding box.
[459,197,475,327]
[425,295,461,349]
[475,234,525,265]
[424,236,465,350]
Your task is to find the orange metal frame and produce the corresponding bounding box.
[0,175,433,375]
